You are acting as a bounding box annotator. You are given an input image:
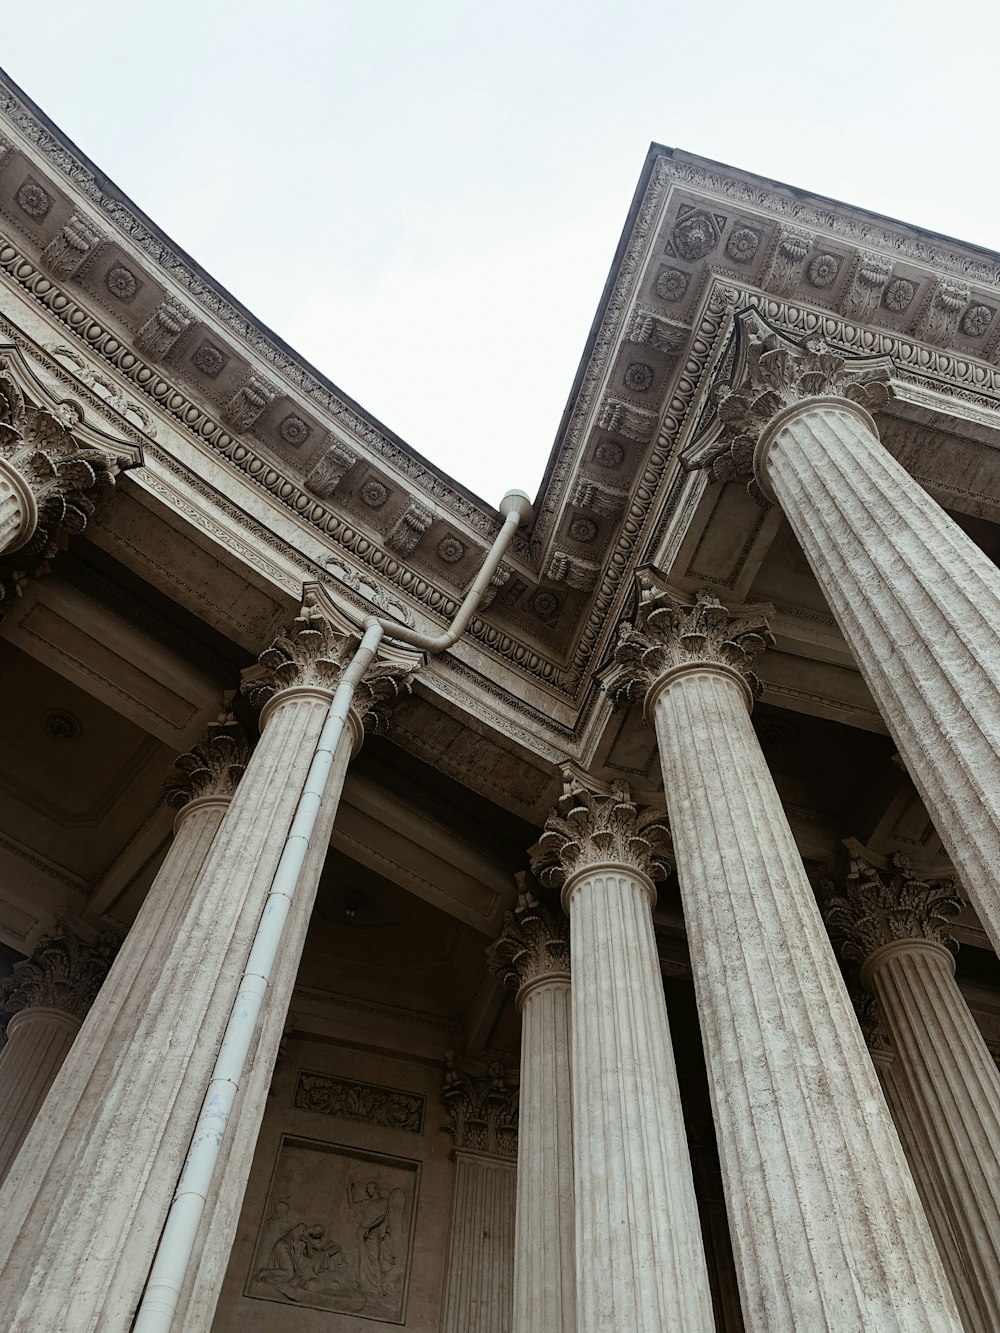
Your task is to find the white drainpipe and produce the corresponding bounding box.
[132,490,532,1331]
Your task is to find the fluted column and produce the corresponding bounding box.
[687,309,1000,957]
[826,847,1000,1332]
[441,1059,519,1333]
[531,784,715,1333]
[612,584,962,1330]
[0,928,117,1181]
[0,598,410,1333]
[489,887,574,1333]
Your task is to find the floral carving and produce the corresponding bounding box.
[594,439,625,468]
[961,303,994,338]
[443,1057,518,1158]
[671,209,720,261]
[295,1071,424,1133]
[530,589,560,621]
[359,478,389,509]
[726,227,760,263]
[14,178,51,220]
[0,927,118,1023]
[609,583,773,706]
[436,535,465,563]
[489,886,570,993]
[568,515,597,543]
[883,278,916,313]
[807,254,838,288]
[656,267,689,302]
[279,414,311,446]
[532,783,672,889]
[824,849,963,970]
[162,712,251,809]
[623,362,654,392]
[103,264,140,303]
[243,596,412,734]
[191,341,228,378]
[684,310,893,497]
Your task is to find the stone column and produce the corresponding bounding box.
[686,308,1000,958]
[489,886,574,1333]
[441,1059,519,1333]
[611,584,962,1331]
[0,599,410,1333]
[0,928,117,1181]
[532,783,715,1333]
[0,360,129,568]
[826,846,1000,1333]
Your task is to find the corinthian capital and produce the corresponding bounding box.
[823,844,963,971]
[0,927,118,1023]
[489,883,570,995]
[609,577,773,711]
[443,1055,518,1159]
[682,310,893,498]
[532,783,671,891]
[244,595,412,735]
[162,711,251,809]
[0,362,131,559]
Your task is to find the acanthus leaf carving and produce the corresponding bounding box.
[162,710,252,809]
[0,926,119,1024]
[915,277,971,345]
[384,498,433,556]
[531,782,672,888]
[608,581,774,708]
[545,549,601,591]
[627,308,690,354]
[41,213,105,281]
[570,475,627,516]
[223,373,278,432]
[841,250,892,321]
[134,296,194,360]
[762,226,812,295]
[305,439,358,498]
[488,881,570,992]
[442,1055,518,1159]
[596,396,658,443]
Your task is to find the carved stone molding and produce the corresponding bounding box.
[243,592,412,734]
[682,309,894,498]
[162,712,252,809]
[824,845,963,969]
[0,927,118,1023]
[40,212,105,281]
[294,1069,425,1134]
[488,885,570,994]
[531,782,671,890]
[443,1055,518,1159]
[385,498,433,556]
[609,579,773,710]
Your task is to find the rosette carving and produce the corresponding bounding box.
[683,310,893,500]
[244,599,412,734]
[824,847,963,968]
[0,927,118,1023]
[532,784,671,888]
[488,883,570,992]
[609,582,773,708]
[162,713,251,809]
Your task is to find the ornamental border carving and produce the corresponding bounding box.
[293,1069,426,1135]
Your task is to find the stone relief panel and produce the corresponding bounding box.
[246,1135,420,1325]
[294,1069,425,1135]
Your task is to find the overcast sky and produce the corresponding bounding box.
[2,1,997,508]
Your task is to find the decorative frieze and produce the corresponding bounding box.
[294,1070,425,1134]
[443,1056,518,1159]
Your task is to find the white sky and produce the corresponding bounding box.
[2,1,998,508]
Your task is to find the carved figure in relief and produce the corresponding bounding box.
[254,1220,349,1302]
[347,1179,404,1295]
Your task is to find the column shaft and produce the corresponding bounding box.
[0,693,332,1331]
[0,1007,80,1180]
[652,666,962,1330]
[568,863,714,1332]
[764,401,1000,954]
[513,976,574,1333]
[868,940,1000,1332]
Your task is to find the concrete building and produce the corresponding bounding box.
[0,64,999,1332]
